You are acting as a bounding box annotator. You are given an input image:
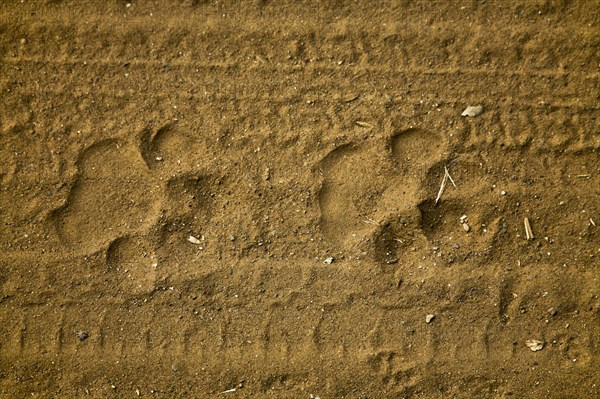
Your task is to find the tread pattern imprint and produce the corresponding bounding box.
[1,2,599,398]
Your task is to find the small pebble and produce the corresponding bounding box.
[155,156,163,161]
[187,235,201,245]
[426,314,435,323]
[452,243,460,249]
[462,223,471,232]
[501,191,507,196]
[525,339,545,352]
[323,257,334,265]
[461,105,484,117]
[548,307,558,316]
[77,331,90,341]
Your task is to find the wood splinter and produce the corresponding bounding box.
[524,217,534,240]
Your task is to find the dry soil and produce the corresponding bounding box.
[1,1,599,398]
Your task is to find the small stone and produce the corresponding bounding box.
[548,307,557,316]
[155,156,163,161]
[452,243,460,249]
[462,223,471,232]
[525,339,545,352]
[77,331,89,341]
[426,314,435,323]
[461,105,484,117]
[343,93,360,102]
[187,235,201,245]
[501,191,507,196]
[229,235,236,241]
[20,38,27,45]
[323,257,334,265]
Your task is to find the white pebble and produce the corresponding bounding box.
[525,339,544,352]
[187,236,201,245]
[461,105,484,117]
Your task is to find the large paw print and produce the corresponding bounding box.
[318,127,501,264]
[50,125,215,293]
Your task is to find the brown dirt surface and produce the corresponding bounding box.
[1,1,599,398]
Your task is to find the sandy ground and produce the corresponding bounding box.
[1,1,599,398]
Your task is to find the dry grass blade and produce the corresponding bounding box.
[445,166,457,187]
[364,217,380,226]
[355,121,373,128]
[435,173,448,204]
[524,217,534,240]
[435,166,457,204]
